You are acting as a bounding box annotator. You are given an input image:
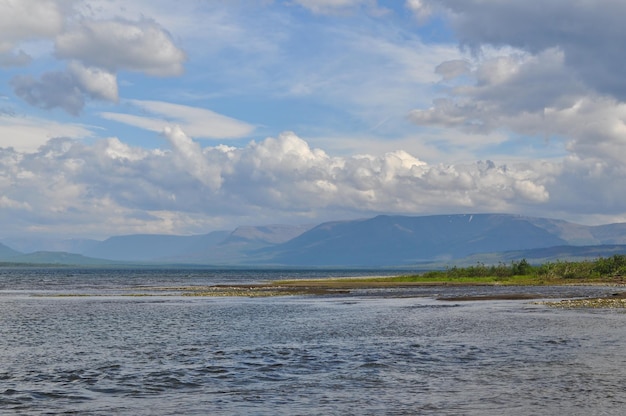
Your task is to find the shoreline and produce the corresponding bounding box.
[172,278,626,306]
[17,276,626,307]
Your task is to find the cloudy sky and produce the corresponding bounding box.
[1,0,625,245]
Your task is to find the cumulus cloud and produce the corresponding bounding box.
[4,6,185,113]
[68,61,118,102]
[418,0,626,101]
[162,125,223,190]
[9,14,183,115]
[406,0,626,218]
[101,100,255,139]
[55,19,186,76]
[0,0,66,57]
[11,62,119,115]
[11,72,85,116]
[0,132,564,239]
[409,46,626,164]
[409,0,626,165]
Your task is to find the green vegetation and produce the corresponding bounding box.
[392,255,626,285]
[274,255,626,287]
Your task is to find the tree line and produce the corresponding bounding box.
[422,255,626,280]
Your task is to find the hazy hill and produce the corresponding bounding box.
[0,242,22,260]
[259,214,581,266]
[3,213,626,267]
[156,224,314,264]
[6,251,117,265]
[223,224,313,245]
[81,224,313,263]
[82,231,231,262]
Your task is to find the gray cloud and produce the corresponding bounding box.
[11,63,119,115]
[11,72,85,116]
[409,1,626,165]
[422,0,626,101]
[411,49,588,132]
[0,50,32,68]
[1,4,184,113]
[435,59,470,80]
[55,19,186,76]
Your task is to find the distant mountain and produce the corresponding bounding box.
[258,214,607,266]
[4,214,626,267]
[81,224,313,263]
[524,217,626,245]
[0,242,22,260]
[160,224,314,264]
[7,251,117,265]
[223,224,313,245]
[83,231,231,262]
[48,239,100,254]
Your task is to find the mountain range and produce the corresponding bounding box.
[2,213,626,267]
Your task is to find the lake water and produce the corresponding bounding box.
[1,268,626,415]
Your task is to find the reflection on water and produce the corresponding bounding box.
[1,269,626,415]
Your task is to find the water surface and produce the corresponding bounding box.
[1,268,625,415]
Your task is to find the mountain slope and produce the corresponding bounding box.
[261,214,570,266]
[0,242,22,260]
[7,251,117,265]
[6,213,626,267]
[83,231,231,261]
[81,225,312,263]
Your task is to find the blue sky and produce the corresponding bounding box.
[1,0,626,246]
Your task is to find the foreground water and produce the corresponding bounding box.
[1,268,626,415]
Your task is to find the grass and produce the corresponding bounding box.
[274,256,626,288]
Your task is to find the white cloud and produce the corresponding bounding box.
[0,195,32,210]
[162,125,223,190]
[0,0,66,53]
[55,18,186,76]
[405,0,431,22]
[0,113,93,152]
[68,61,118,102]
[4,0,626,241]
[291,0,382,15]
[101,100,255,139]
[0,132,567,239]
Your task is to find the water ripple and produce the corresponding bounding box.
[2,269,626,415]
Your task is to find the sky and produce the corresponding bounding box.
[1,0,626,246]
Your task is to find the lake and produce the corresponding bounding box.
[1,268,625,415]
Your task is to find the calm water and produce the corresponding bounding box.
[1,268,626,415]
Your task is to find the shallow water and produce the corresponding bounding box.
[1,268,625,415]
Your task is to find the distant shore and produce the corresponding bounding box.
[169,274,626,307]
